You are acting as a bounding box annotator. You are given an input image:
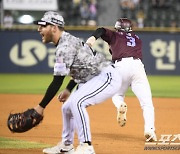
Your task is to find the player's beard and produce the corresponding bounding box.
[42,31,53,44]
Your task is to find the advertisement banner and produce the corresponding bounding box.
[0,30,179,75]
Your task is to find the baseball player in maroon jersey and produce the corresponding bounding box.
[86,18,157,142]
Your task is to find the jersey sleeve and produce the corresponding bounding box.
[101,28,115,44]
[54,44,77,76]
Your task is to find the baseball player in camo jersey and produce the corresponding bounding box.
[86,18,157,142]
[33,11,123,154]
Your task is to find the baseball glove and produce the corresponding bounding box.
[7,108,43,133]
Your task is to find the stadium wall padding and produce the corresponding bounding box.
[0,30,179,75]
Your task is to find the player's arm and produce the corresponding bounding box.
[35,75,65,114]
[86,27,106,47]
[66,79,77,92]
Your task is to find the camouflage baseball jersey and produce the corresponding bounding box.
[54,31,110,83]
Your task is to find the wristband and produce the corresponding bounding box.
[66,79,77,92]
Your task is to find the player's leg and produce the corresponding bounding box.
[69,66,121,153]
[112,94,127,127]
[43,95,75,154]
[112,94,125,108]
[131,61,156,141]
[61,98,75,145]
[112,61,130,127]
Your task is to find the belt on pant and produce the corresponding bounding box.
[113,57,140,63]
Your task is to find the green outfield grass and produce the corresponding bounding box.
[0,137,52,149]
[0,74,179,98]
[0,74,71,94]
[126,75,180,98]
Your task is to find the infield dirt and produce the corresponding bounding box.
[0,94,180,154]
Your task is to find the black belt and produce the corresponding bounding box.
[113,57,140,63]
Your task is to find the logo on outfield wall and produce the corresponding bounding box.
[150,39,176,70]
[9,40,47,66]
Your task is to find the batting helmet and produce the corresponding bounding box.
[115,18,132,32]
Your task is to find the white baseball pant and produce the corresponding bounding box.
[112,57,155,133]
[61,65,122,143]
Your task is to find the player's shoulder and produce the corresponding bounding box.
[104,28,116,34]
[131,32,140,37]
[60,31,80,44]
[128,32,141,40]
[63,31,76,40]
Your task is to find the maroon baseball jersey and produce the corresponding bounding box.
[101,28,142,61]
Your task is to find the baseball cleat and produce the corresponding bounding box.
[43,141,74,154]
[144,131,157,142]
[74,143,95,154]
[117,102,127,127]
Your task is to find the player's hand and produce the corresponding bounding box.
[86,36,96,47]
[58,89,71,103]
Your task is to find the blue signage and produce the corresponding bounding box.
[0,30,179,75]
